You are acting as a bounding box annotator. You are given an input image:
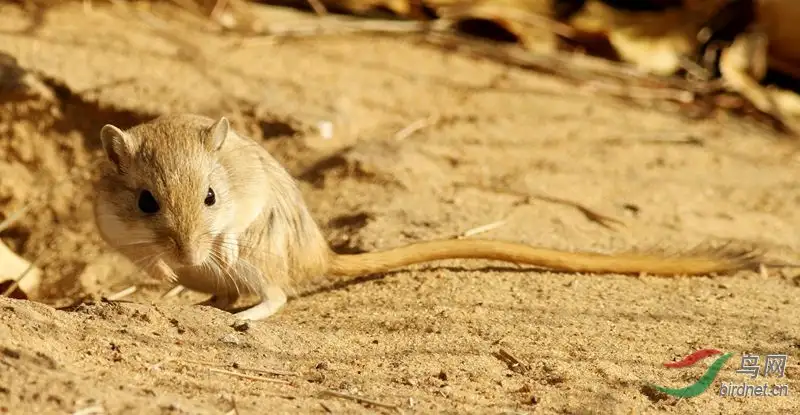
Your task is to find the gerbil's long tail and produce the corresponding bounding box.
[326,239,764,278]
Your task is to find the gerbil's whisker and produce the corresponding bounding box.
[213,239,284,261]
[126,251,161,268]
[233,256,261,282]
[236,256,269,292]
[128,251,177,284]
[201,233,231,295]
[208,248,241,297]
[212,241,263,296]
[113,241,162,250]
[202,250,223,294]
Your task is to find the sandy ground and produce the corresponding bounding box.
[0,2,799,414]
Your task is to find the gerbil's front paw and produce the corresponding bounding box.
[196,294,235,311]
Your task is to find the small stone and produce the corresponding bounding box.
[1,348,20,359]
[307,372,325,383]
[231,320,250,332]
[220,333,240,345]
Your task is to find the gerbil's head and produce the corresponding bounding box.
[95,114,236,269]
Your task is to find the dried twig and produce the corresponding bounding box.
[394,115,438,141]
[161,285,186,298]
[492,348,531,374]
[526,193,626,230]
[181,358,227,367]
[306,0,329,16]
[456,220,507,239]
[580,80,694,103]
[105,285,137,301]
[209,367,292,385]
[319,389,402,413]
[255,18,439,38]
[458,183,625,230]
[178,358,298,377]
[233,365,300,377]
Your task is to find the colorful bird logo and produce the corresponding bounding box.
[651,348,733,398]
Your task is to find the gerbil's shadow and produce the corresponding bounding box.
[296,264,581,299]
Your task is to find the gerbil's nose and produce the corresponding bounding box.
[174,241,208,267]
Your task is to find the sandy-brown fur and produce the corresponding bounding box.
[95,114,765,312]
[94,114,330,302]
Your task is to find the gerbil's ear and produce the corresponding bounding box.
[100,124,133,173]
[205,116,229,152]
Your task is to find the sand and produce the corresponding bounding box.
[0,2,798,414]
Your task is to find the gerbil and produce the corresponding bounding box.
[93,114,764,321]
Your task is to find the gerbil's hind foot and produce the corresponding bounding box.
[233,285,288,322]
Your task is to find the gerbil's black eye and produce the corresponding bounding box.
[138,190,160,214]
[204,187,216,206]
